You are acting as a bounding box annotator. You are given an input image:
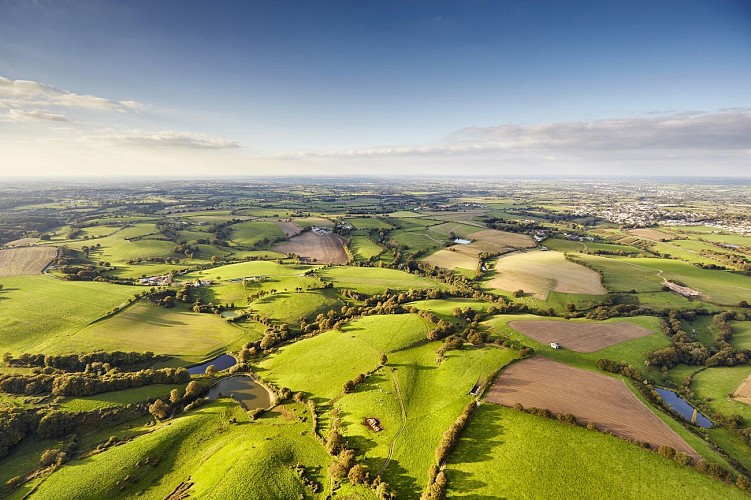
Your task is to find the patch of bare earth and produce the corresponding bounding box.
[508,320,652,352]
[733,373,751,405]
[3,237,40,247]
[274,220,303,237]
[450,229,535,256]
[274,231,349,264]
[422,249,479,271]
[487,357,699,460]
[0,246,58,276]
[663,280,701,298]
[628,228,674,241]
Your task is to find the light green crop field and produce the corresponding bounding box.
[574,254,664,292]
[338,344,518,497]
[0,275,142,354]
[56,301,246,362]
[542,237,642,255]
[409,298,488,320]
[345,217,394,230]
[444,405,747,499]
[229,221,285,247]
[30,400,332,500]
[318,266,446,294]
[692,366,751,426]
[388,229,445,251]
[252,289,343,325]
[618,257,751,305]
[386,217,443,231]
[350,235,384,261]
[58,384,187,412]
[731,321,751,350]
[485,314,668,373]
[425,222,485,238]
[256,314,433,400]
[649,241,725,267]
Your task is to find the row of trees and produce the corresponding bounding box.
[3,351,160,372]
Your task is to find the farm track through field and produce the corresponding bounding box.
[378,368,407,476]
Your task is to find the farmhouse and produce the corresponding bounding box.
[192,279,213,287]
[311,226,332,235]
[549,342,560,349]
[138,275,172,286]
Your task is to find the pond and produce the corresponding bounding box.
[207,376,272,410]
[187,354,237,375]
[655,387,713,428]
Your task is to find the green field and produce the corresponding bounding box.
[55,301,247,362]
[692,366,751,426]
[445,405,747,499]
[731,321,751,350]
[58,383,187,412]
[0,275,142,354]
[229,221,286,247]
[318,266,446,294]
[29,400,332,499]
[345,217,394,230]
[349,235,384,261]
[252,288,343,325]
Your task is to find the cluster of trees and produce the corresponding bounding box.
[173,241,199,258]
[595,359,644,380]
[646,310,750,369]
[0,367,189,396]
[3,351,160,372]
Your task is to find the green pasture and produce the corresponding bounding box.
[0,275,141,354]
[318,266,446,295]
[229,221,285,247]
[692,366,751,426]
[252,288,343,325]
[349,235,384,261]
[444,405,747,499]
[58,383,187,412]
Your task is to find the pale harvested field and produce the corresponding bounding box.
[274,232,349,264]
[733,373,751,405]
[0,247,58,276]
[487,357,699,459]
[508,320,652,352]
[422,249,479,271]
[274,220,303,237]
[488,250,606,299]
[3,237,40,247]
[628,228,674,241]
[450,229,535,256]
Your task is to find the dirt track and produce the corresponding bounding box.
[487,357,699,459]
[509,320,652,352]
[274,232,349,264]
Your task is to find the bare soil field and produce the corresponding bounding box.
[733,373,751,405]
[487,357,699,459]
[628,228,674,241]
[274,220,303,237]
[3,237,40,247]
[663,280,702,298]
[422,249,479,271]
[487,250,606,299]
[0,246,58,276]
[274,231,349,264]
[450,229,535,256]
[508,320,652,352]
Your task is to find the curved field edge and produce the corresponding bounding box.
[444,404,747,499]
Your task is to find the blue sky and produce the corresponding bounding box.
[1,0,749,176]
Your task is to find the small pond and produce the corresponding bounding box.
[187,354,237,375]
[207,376,272,410]
[655,387,713,428]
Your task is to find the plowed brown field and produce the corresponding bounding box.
[274,232,348,264]
[487,357,698,459]
[0,246,58,276]
[733,373,751,405]
[508,320,652,352]
[274,220,303,237]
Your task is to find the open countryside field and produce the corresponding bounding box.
[0,275,142,353]
[273,220,303,237]
[274,231,349,264]
[486,357,698,458]
[449,228,535,256]
[0,246,57,276]
[509,319,653,352]
[692,366,751,417]
[349,235,384,261]
[488,250,606,299]
[318,266,445,294]
[230,221,286,247]
[735,372,751,405]
[628,228,675,241]
[29,400,332,499]
[59,301,246,362]
[445,405,747,499]
[422,249,479,271]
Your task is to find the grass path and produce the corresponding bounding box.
[378,367,408,476]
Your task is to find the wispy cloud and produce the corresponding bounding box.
[90,129,241,149]
[0,76,142,112]
[271,110,751,160]
[1,108,67,122]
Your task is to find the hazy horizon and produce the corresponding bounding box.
[1,0,749,177]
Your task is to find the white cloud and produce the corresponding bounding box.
[0,76,142,112]
[1,108,67,122]
[90,129,241,149]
